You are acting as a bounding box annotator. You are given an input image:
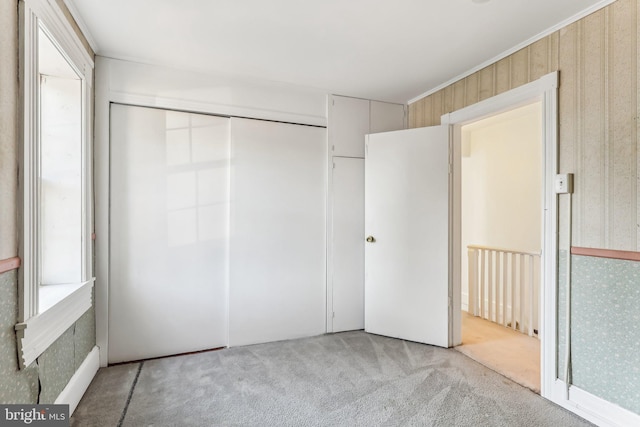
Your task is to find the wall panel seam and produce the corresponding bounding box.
[526,45,531,85]
[424,97,429,127]
[508,55,513,92]
[463,78,468,111]
[491,62,498,96]
[577,20,584,247]
[547,35,552,76]
[604,7,611,248]
[637,0,640,251]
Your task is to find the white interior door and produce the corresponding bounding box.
[109,104,229,363]
[228,118,326,347]
[332,157,365,332]
[365,126,450,347]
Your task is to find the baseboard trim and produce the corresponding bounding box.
[569,385,640,427]
[548,380,640,427]
[55,346,99,415]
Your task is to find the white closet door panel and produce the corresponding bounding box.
[329,95,370,158]
[332,157,365,332]
[229,117,326,347]
[109,104,229,363]
[370,101,405,134]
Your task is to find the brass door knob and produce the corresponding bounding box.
[366,236,376,243]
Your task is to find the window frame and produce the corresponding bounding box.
[16,0,94,370]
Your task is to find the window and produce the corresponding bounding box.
[15,0,94,369]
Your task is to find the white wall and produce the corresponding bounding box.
[99,57,328,126]
[461,103,542,309]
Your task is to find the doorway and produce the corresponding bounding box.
[441,72,559,400]
[454,103,543,393]
[362,72,558,399]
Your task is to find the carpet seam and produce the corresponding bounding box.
[118,361,144,427]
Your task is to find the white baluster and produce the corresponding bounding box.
[468,248,478,316]
[528,254,534,337]
[480,249,485,319]
[511,253,516,330]
[487,250,493,322]
[502,251,508,326]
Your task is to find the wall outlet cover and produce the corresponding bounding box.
[555,173,574,194]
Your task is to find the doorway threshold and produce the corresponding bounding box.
[455,311,540,393]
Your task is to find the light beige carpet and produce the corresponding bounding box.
[456,311,541,393]
[72,331,592,426]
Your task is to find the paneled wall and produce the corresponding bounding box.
[558,1,638,251]
[409,34,558,128]
[409,0,639,252]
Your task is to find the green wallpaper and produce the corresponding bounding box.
[557,250,568,381]
[0,269,96,404]
[557,251,640,414]
[0,270,39,403]
[38,326,76,404]
[571,255,640,414]
[73,304,96,372]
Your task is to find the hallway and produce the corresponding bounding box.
[456,312,540,393]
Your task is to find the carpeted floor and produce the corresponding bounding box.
[71,331,591,426]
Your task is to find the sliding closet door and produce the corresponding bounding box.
[109,104,229,363]
[229,118,326,346]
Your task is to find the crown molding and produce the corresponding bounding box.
[408,0,617,105]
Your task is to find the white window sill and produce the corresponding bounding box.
[15,278,94,369]
[39,282,86,313]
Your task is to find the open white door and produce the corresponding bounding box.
[365,126,450,347]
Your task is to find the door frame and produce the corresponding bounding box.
[441,71,558,400]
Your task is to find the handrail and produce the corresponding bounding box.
[467,245,541,257]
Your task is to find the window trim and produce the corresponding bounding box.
[16,0,94,370]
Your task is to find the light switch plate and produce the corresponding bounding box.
[555,173,574,194]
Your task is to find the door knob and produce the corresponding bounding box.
[366,236,376,243]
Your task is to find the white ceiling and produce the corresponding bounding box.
[67,0,609,103]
